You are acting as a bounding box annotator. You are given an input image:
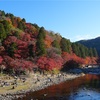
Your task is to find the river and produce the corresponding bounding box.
[17,74,100,100]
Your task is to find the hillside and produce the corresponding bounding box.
[77,37,100,56]
[0,10,98,74]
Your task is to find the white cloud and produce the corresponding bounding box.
[71,34,99,42]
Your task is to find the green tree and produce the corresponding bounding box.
[52,40,60,49]
[32,23,40,31]
[22,18,26,22]
[93,48,98,57]
[79,45,86,58]
[37,27,46,39]
[36,39,46,56]
[0,10,5,16]
[0,23,6,41]
[1,20,11,35]
[89,48,93,57]
[36,27,46,56]
[18,21,26,30]
[60,38,71,53]
[72,43,78,55]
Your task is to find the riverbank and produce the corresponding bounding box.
[0,72,85,100]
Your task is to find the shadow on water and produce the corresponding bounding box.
[17,74,100,100]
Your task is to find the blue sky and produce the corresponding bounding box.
[0,0,100,42]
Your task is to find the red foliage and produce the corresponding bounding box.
[62,52,73,63]
[0,46,5,54]
[21,34,31,41]
[37,56,63,71]
[44,35,54,48]
[15,39,29,58]
[4,36,17,46]
[3,56,34,71]
[10,59,34,71]
[62,52,85,65]
[0,56,3,64]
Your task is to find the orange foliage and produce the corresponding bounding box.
[44,34,54,48]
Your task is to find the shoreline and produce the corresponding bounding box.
[0,72,85,100]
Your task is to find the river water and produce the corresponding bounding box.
[18,74,100,100]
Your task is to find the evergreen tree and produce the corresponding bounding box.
[18,21,26,30]
[22,18,26,22]
[60,38,71,53]
[0,23,6,41]
[89,48,93,57]
[52,40,60,49]
[37,27,46,39]
[0,10,5,16]
[93,48,98,57]
[79,45,86,58]
[18,21,23,30]
[36,27,46,56]
[72,43,78,55]
[1,20,11,35]
[36,39,46,56]
[32,23,40,31]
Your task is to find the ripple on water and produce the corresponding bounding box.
[69,88,100,100]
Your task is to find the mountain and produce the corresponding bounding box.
[0,10,98,73]
[77,37,100,56]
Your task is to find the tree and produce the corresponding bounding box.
[1,20,11,35]
[36,39,46,56]
[28,44,35,57]
[37,27,46,39]
[0,23,6,41]
[52,40,60,49]
[60,38,71,53]
[72,43,78,55]
[79,45,86,58]
[93,48,98,57]
[37,56,63,71]
[22,18,26,22]
[18,20,26,30]
[7,42,17,57]
[36,27,46,56]
[89,48,93,57]
[0,10,5,16]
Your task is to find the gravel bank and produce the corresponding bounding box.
[0,72,85,100]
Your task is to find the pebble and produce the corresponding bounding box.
[0,73,83,100]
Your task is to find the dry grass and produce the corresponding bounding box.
[0,74,33,94]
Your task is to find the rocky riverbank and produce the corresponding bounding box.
[0,72,85,100]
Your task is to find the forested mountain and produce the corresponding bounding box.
[0,10,98,73]
[77,37,100,56]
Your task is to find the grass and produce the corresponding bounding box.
[0,74,32,94]
[0,81,31,94]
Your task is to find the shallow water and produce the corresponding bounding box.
[18,74,100,100]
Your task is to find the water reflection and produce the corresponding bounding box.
[17,74,100,100]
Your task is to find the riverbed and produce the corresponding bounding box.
[17,74,100,100]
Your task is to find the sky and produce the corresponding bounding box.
[0,0,100,42]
